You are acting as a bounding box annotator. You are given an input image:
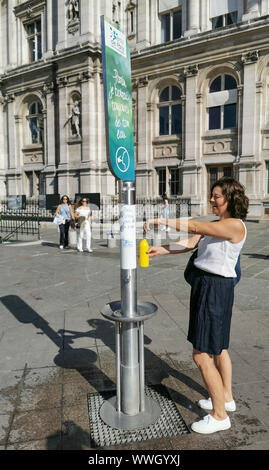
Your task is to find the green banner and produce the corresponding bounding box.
[101,16,135,181]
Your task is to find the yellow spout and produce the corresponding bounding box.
[139,238,149,268]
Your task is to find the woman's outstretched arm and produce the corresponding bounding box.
[146,217,244,243]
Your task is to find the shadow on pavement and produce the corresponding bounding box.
[0,295,115,386]
[61,318,207,414]
[41,242,59,248]
[1,296,206,449]
[242,253,269,259]
[46,421,92,450]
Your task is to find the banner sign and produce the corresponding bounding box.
[101,16,135,181]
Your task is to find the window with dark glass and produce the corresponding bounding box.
[158,168,166,197]
[208,75,237,130]
[130,10,134,33]
[38,173,46,195]
[170,168,182,196]
[210,168,218,189]
[160,107,169,135]
[210,76,221,93]
[267,163,269,194]
[161,9,182,43]
[212,11,237,30]
[26,172,34,197]
[159,86,182,136]
[209,107,221,130]
[26,19,42,62]
[224,75,237,90]
[223,167,232,178]
[224,104,236,129]
[28,102,43,144]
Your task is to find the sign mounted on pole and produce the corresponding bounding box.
[101,16,135,181]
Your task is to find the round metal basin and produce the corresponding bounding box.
[101,300,158,323]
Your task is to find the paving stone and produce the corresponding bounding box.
[234,439,269,450]
[6,435,61,450]
[0,388,17,415]
[0,370,23,391]
[18,383,63,413]
[233,381,269,427]
[23,367,63,388]
[8,408,62,444]
[169,432,228,450]
[220,410,269,449]
[0,414,10,445]
[0,224,269,450]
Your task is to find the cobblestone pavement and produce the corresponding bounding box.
[0,218,269,450]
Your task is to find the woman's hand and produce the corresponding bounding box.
[147,246,169,257]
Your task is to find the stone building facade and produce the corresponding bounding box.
[0,0,118,200]
[1,0,269,216]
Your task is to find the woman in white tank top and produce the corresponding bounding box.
[75,197,93,253]
[145,177,249,435]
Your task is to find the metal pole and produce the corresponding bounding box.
[139,321,145,412]
[100,182,161,430]
[119,180,140,416]
[115,322,121,413]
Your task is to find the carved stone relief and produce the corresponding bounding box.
[153,140,181,160]
[203,137,236,155]
[23,148,43,166]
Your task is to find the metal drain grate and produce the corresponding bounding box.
[87,384,190,448]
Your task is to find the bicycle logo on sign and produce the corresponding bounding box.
[116,147,130,173]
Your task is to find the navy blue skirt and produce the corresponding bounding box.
[187,266,234,355]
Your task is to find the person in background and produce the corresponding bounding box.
[75,197,92,253]
[55,195,74,249]
[145,177,249,435]
[161,197,170,232]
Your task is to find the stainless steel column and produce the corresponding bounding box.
[120,180,140,415]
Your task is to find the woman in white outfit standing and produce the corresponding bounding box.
[75,198,93,253]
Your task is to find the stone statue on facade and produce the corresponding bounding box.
[68,0,79,21]
[64,101,81,138]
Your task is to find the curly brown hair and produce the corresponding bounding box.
[211,177,249,220]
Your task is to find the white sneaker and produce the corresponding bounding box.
[191,414,231,434]
[198,397,236,412]
[86,249,93,253]
[59,245,64,250]
[77,249,83,252]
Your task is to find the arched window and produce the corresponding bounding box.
[27,101,43,144]
[159,85,182,135]
[207,74,237,130]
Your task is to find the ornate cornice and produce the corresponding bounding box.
[56,76,68,88]
[183,64,199,78]
[42,81,55,96]
[0,92,15,107]
[138,76,149,88]
[14,0,46,20]
[241,50,259,65]
[77,70,93,83]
